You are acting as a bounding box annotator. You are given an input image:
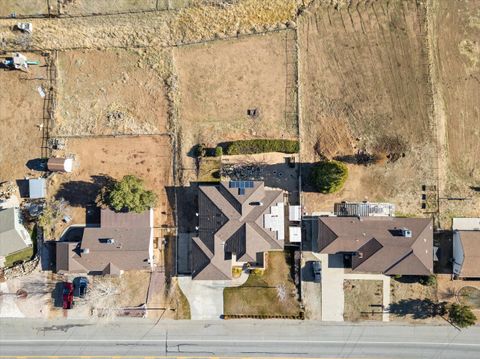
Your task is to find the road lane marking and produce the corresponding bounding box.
[0,339,479,347]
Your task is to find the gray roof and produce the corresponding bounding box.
[317,217,433,275]
[0,208,32,257]
[29,178,46,199]
[192,181,285,280]
[56,208,152,275]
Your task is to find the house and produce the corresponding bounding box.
[192,181,285,280]
[452,218,480,278]
[315,216,433,275]
[28,178,46,199]
[0,207,33,261]
[56,208,154,275]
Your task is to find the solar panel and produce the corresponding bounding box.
[238,188,245,195]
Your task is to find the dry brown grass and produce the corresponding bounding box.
[224,251,301,317]
[343,280,383,321]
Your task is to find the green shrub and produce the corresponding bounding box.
[310,161,348,194]
[448,303,477,328]
[224,139,299,155]
[419,275,437,287]
[195,143,206,158]
[215,146,223,157]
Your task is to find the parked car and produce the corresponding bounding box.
[62,282,74,309]
[77,277,89,298]
[312,261,322,282]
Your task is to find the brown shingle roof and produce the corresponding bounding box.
[192,181,284,280]
[456,231,480,277]
[56,209,153,275]
[317,217,433,275]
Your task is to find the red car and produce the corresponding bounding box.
[62,282,74,309]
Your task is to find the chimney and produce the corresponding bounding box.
[400,228,412,238]
[81,248,89,254]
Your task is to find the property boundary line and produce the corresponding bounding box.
[51,133,172,139]
[0,0,190,20]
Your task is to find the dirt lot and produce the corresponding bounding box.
[54,49,170,136]
[299,1,436,216]
[344,279,383,321]
[48,136,173,231]
[175,31,298,184]
[431,0,480,225]
[0,53,47,182]
[223,251,301,317]
[389,276,440,323]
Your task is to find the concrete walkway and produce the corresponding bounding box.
[317,253,391,322]
[177,271,249,320]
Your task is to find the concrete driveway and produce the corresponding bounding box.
[178,271,248,320]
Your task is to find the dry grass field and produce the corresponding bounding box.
[0,52,47,181]
[343,280,383,321]
[431,0,480,225]
[299,1,436,216]
[0,0,47,16]
[175,31,298,183]
[58,0,157,15]
[54,49,170,136]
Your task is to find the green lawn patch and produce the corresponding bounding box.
[198,157,221,182]
[4,246,34,268]
[224,139,299,155]
[223,252,301,317]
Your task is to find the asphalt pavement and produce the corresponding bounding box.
[0,318,479,358]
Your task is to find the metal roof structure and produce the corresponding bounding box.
[28,178,46,199]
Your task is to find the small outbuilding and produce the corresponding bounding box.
[452,218,480,278]
[47,157,73,173]
[28,178,46,199]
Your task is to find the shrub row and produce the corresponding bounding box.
[224,139,300,155]
[223,312,304,320]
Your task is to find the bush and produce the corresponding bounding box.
[100,175,157,213]
[310,161,348,194]
[194,143,207,158]
[224,139,299,155]
[448,303,477,328]
[419,275,437,287]
[215,146,223,157]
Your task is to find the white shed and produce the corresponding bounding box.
[289,205,302,222]
[289,226,302,243]
[29,178,46,199]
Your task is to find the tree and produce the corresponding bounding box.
[448,303,477,328]
[310,161,348,194]
[100,175,157,213]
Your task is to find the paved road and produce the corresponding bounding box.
[0,319,479,358]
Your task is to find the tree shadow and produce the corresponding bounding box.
[54,175,113,207]
[15,179,30,198]
[388,298,446,319]
[26,158,47,172]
